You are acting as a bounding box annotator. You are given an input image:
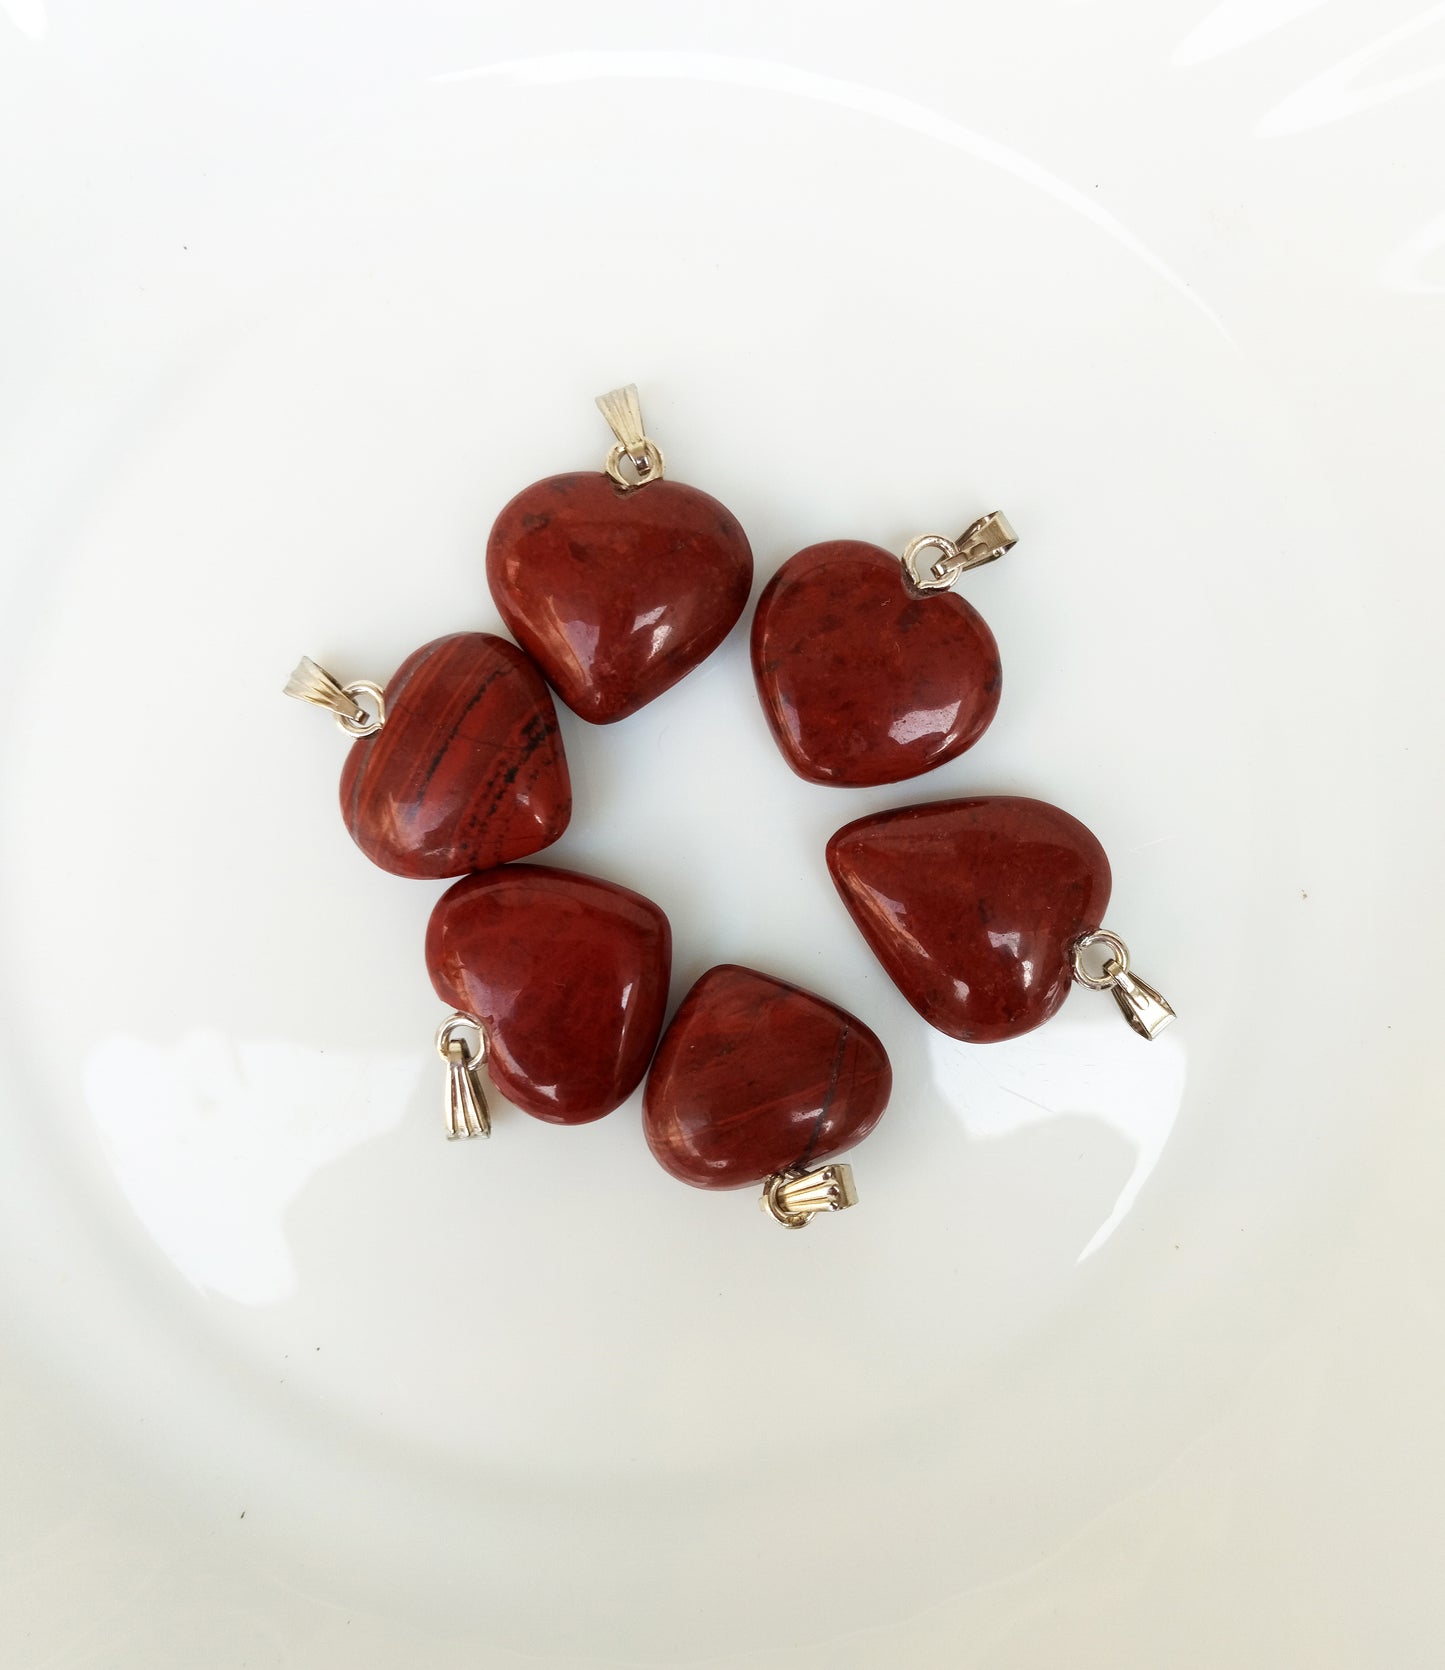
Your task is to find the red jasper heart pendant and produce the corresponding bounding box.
[829,795,1108,1043]
[748,507,1008,788]
[336,632,570,879]
[752,539,1002,786]
[486,390,752,723]
[643,964,891,1221]
[828,795,1176,1043]
[426,864,672,1125]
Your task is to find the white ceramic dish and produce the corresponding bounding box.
[2,4,1442,1665]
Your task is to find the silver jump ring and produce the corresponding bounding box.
[337,680,386,738]
[1071,930,1131,990]
[435,1012,487,1065]
[605,438,666,491]
[901,533,962,593]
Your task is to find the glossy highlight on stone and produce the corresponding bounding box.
[643,965,892,1190]
[339,632,570,879]
[487,471,753,724]
[751,540,1001,786]
[426,864,672,1125]
[827,796,1112,1044]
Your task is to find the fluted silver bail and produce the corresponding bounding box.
[595,384,646,451]
[284,655,386,737]
[284,656,363,721]
[444,1049,490,1140]
[435,1013,491,1140]
[760,1163,859,1228]
[596,384,665,489]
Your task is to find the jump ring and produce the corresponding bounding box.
[1071,930,1131,990]
[901,533,963,593]
[336,680,386,738]
[435,1012,488,1065]
[605,438,666,491]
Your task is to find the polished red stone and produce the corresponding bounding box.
[827,796,1112,1043]
[751,541,1001,786]
[339,632,570,879]
[426,864,672,1124]
[643,964,892,1190]
[487,471,753,723]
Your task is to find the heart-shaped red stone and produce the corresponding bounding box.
[827,796,1112,1043]
[339,632,570,879]
[426,864,672,1124]
[487,471,753,723]
[751,541,1001,786]
[643,964,892,1189]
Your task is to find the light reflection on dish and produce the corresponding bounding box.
[435,49,1226,334]
[0,0,46,42]
[926,1012,1189,1262]
[1255,4,1445,137]
[1380,207,1445,293]
[1171,0,1333,68]
[86,1032,422,1305]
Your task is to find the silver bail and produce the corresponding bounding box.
[445,1050,490,1140]
[596,384,666,489]
[435,1014,490,1140]
[1107,967,1177,1041]
[759,1163,859,1228]
[955,510,1017,570]
[284,656,363,720]
[1071,931,1176,1040]
[595,384,647,453]
[284,656,386,737]
[901,510,1017,593]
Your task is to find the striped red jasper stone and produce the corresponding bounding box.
[339,632,570,879]
[643,964,892,1190]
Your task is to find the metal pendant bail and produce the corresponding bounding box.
[1071,930,1176,1039]
[283,655,386,737]
[759,1163,859,1228]
[596,384,666,490]
[435,1013,491,1140]
[901,510,1017,594]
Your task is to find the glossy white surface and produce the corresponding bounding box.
[1,4,1441,1665]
